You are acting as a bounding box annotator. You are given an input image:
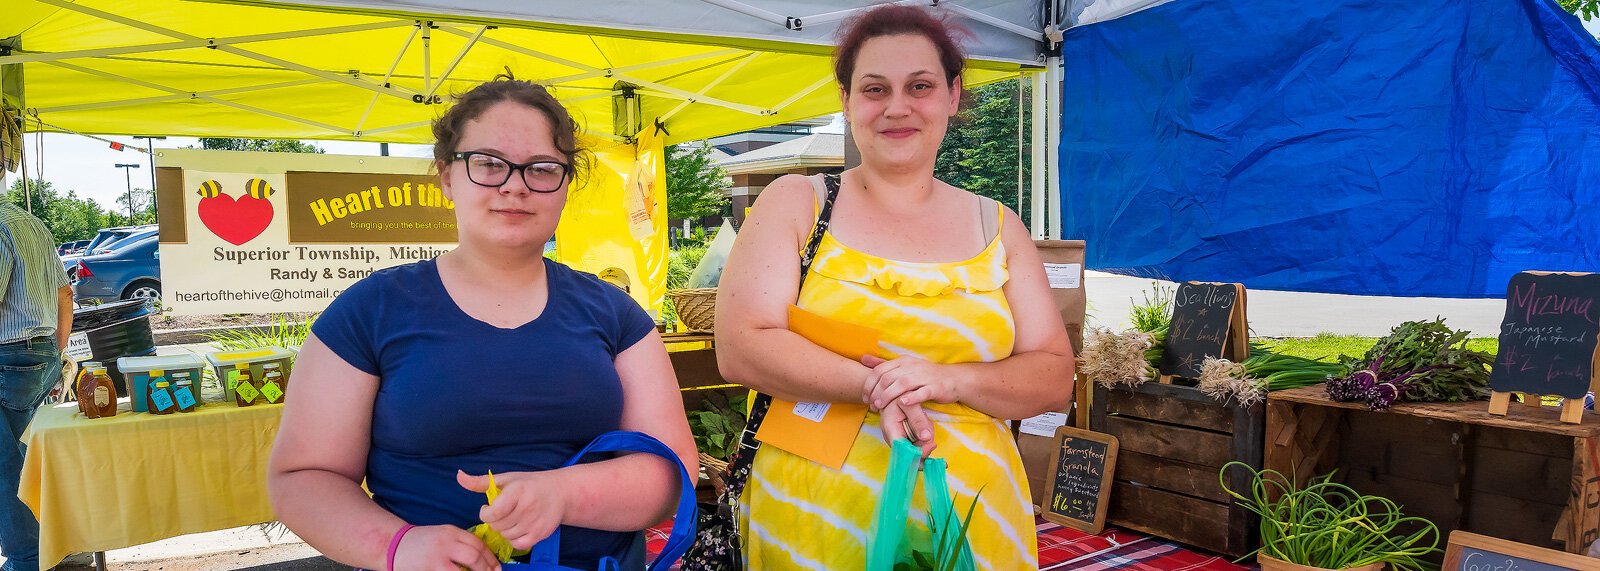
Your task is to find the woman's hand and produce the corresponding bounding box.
[861,355,963,413]
[877,400,937,458]
[456,470,568,551]
[392,524,502,571]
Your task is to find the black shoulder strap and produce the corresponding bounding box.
[798,173,841,288]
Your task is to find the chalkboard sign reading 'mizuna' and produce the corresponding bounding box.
[1041,426,1118,534]
[1490,272,1600,400]
[1160,282,1249,380]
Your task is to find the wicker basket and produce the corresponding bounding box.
[667,288,717,332]
[698,452,731,496]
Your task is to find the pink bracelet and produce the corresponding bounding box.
[386,524,417,571]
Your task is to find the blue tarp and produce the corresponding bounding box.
[1059,0,1600,298]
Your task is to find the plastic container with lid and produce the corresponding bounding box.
[205,346,295,405]
[117,354,208,413]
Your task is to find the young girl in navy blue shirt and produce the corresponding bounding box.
[267,78,697,571]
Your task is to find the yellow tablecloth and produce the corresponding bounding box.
[18,399,282,569]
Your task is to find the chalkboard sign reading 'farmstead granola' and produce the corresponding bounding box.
[1041,426,1118,534]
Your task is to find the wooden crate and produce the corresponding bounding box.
[1090,382,1265,557]
[1267,385,1600,556]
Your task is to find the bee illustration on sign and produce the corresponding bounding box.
[196,178,275,245]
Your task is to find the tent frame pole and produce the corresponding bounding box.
[46,61,349,134]
[441,27,770,116]
[423,26,486,99]
[660,53,760,123]
[29,0,417,102]
[1030,70,1047,240]
[0,20,416,65]
[38,79,322,114]
[1046,55,1063,240]
[355,25,422,136]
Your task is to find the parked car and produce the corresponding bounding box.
[70,235,160,304]
[57,240,90,256]
[63,227,157,271]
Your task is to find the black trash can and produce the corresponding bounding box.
[71,300,157,397]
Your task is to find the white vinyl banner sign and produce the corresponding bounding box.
[156,149,455,315]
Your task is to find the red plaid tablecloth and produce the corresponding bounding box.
[645,517,1257,570]
[1037,517,1256,570]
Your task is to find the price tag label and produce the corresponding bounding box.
[791,402,830,423]
[235,382,260,404]
[260,382,284,404]
[65,333,92,360]
[226,369,240,391]
[174,387,197,409]
[150,390,175,412]
[1043,263,1082,289]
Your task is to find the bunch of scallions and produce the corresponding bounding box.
[1220,462,1441,571]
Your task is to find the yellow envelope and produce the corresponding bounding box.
[753,306,887,470]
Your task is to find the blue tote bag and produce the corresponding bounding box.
[503,431,698,571]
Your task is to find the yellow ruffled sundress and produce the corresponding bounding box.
[740,198,1037,570]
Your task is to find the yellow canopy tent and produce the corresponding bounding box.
[0,0,1041,144]
[1,0,1059,315]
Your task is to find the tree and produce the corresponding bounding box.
[936,78,1033,225]
[4,178,112,242]
[114,188,158,226]
[198,138,325,153]
[665,141,731,222]
[1560,0,1599,20]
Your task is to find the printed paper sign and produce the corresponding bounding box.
[150,390,175,412]
[174,387,197,409]
[1043,263,1082,289]
[260,382,284,404]
[65,333,92,360]
[791,402,831,423]
[235,382,260,403]
[1021,411,1070,437]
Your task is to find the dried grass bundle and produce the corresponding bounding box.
[1083,327,1156,388]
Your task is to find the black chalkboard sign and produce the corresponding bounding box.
[1160,282,1249,379]
[1490,272,1600,399]
[1041,426,1118,533]
[1442,531,1593,571]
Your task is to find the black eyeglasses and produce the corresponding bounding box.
[450,151,571,193]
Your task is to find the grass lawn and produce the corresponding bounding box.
[1257,333,1499,362]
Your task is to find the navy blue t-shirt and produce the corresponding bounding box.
[313,257,655,567]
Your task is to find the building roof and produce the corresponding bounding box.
[715,133,844,175]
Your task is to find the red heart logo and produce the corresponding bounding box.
[198,193,274,246]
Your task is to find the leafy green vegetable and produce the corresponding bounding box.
[1328,318,1492,409]
[687,391,747,460]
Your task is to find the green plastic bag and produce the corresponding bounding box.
[866,439,977,571]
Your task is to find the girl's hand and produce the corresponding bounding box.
[457,470,568,551]
[391,524,501,571]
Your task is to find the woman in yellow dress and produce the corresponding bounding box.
[713,5,1077,569]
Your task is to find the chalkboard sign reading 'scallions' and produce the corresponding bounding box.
[1160,282,1249,380]
[1041,427,1118,534]
[1490,272,1600,399]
